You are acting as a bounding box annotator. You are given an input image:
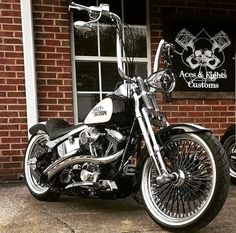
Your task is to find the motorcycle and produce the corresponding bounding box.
[221,124,236,184]
[24,2,229,232]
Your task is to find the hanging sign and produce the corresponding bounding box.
[162,15,235,92]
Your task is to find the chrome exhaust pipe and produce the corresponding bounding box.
[44,149,124,181]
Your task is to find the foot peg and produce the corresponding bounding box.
[99,180,118,192]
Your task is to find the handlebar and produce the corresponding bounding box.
[69,2,128,80]
[69,2,105,14]
[153,40,176,73]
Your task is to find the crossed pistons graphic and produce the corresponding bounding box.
[175,28,231,71]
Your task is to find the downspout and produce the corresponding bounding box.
[20,0,38,136]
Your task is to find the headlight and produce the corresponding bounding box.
[146,69,176,92]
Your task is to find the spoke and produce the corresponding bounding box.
[159,185,175,206]
[163,186,175,210]
[148,136,214,220]
[170,187,178,215]
[184,149,206,171]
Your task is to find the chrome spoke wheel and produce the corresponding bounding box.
[141,133,216,227]
[24,134,49,195]
[223,135,236,178]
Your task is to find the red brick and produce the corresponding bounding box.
[188,112,204,117]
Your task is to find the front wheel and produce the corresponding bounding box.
[141,132,229,232]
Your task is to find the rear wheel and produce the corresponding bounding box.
[141,132,229,232]
[24,133,60,201]
[221,125,236,184]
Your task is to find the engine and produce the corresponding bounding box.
[57,127,126,196]
[79,127,124,157]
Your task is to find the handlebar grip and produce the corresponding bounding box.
[136,77,153,110]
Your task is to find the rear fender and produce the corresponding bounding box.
[29,122,47,136]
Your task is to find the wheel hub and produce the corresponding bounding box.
[172,169,186,187]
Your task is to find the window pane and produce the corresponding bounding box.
[101,63,122,91]
[133,63,147,78]
[74,26,98,56]
[77,94,100,121]
[100,25,116,56]
[76,62,99,91]
[124,26,147,57]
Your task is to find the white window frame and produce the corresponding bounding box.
[70,0,151,124]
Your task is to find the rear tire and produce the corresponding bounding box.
[220,125,236,184]
[141,132,229,232]
[24,133,60,201]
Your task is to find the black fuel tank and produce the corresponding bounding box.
[106,94,135,128]
[84,94,134,128]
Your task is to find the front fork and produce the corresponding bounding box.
[133,93,174,183]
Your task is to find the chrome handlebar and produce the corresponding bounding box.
[153,39,176,73]
[69,2,128,80]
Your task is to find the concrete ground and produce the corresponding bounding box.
[0,183,236,233]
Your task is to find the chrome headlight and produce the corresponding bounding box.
[146,69,176,92]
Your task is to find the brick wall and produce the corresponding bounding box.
[0,0,27,181]
[33,0,73,123]
[0,0,73,181]
[151,0,236,137]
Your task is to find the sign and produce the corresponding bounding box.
[162,15,235,92]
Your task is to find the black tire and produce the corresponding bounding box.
[220,125,236,184]
[141,132,229,233]
[24,133,60,201]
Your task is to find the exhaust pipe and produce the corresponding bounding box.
[44,149,124,181]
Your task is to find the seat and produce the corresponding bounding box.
[46,119,82,140]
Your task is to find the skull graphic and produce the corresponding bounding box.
[175,29,231,73]
[186,38,220,70]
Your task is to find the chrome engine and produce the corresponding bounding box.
[55,127,125,196]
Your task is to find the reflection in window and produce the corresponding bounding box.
[77,94,100,121]
[101,63,122,91]
[124,26,147,58]
[74,26,98,56]
[100,25,116,57]
[76,62,99,91]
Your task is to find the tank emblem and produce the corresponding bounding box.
[84,98,113,124]
[93,106,107,117]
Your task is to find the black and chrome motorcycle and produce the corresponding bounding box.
[221,124,236,184]
[24,2,229,232]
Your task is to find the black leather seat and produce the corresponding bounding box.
[46,119,83,140]
[45,119,69,140]
[29,119,84,141]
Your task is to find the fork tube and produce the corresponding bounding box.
[133,93,162,175]
[141,107,168,173]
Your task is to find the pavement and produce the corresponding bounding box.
[0,183,236,233]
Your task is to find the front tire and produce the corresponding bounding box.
[24,133,59,201]
[141,132,229,232]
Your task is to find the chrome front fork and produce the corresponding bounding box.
[133,93,174,181]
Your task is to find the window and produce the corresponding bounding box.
[71,0,149,122]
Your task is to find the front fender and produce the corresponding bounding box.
[136,123,211,188]
[156,123,211,144]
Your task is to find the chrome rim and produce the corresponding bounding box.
[142,134,216,227]
[24,134,49,195]
[223,135,236,178]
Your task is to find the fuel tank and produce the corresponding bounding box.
[84,94,134,128]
